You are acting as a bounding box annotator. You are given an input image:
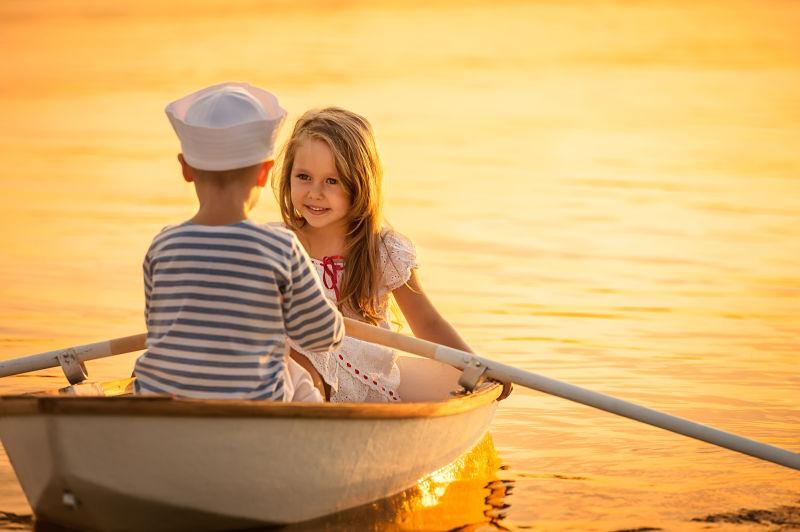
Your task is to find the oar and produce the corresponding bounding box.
[2,322,798,472]
[0,334,146,379]
[343,318,800,472]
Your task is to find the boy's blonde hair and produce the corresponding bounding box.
[277,107,385,324]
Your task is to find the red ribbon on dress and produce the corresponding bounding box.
[321,255,345,301]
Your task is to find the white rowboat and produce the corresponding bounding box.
[0,356,501,531]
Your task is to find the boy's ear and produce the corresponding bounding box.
[256,160,275,188]
[177,154,195,183]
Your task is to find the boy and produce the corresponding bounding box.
[133,82,344,401]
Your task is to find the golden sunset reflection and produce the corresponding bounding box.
[286,435,505,530]
[1,0,799,529]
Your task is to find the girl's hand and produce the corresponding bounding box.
[498,382,513,401]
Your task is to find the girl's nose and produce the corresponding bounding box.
[308,181,323,197]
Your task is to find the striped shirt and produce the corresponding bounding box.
[133,220,344,400]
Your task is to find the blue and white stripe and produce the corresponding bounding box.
[134,221,343,400]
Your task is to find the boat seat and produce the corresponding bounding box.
[396,356,462,402]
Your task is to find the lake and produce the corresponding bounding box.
[1,0,798,529]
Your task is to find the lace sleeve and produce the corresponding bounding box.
[381,230,418,292]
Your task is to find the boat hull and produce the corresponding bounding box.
[0,358,500,531]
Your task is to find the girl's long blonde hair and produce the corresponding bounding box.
[277,107,385,324]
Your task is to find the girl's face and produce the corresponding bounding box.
[290,138,351,233]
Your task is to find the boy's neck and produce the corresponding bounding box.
[191,210,249,226]
[192,198,252,226]
[192,181,258,226]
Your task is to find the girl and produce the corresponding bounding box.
[276,107,474,403]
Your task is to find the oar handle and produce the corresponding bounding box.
[0,334,146,378]
[345,318,438,357]
[343,318,800,472]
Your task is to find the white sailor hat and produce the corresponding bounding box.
[165,82,287,171]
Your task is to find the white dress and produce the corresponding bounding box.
[283,356,324,403]
[290,230,417,403]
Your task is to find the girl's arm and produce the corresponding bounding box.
[393,269,512,400]
[392,269,472,352]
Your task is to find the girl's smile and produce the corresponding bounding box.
[304,205,330,215]
[290,138,350,232]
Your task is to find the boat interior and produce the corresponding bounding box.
[27,356,473,403]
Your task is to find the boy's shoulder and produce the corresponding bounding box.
[256,221,298,245]
[260,220,292,234]
[156,221,190,235]
[148,221,191,247]
[248,221,305,259]
[147,220,298,255]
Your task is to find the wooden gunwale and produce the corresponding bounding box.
[0,382,501,420]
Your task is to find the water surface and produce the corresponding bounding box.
[1,0,798,529]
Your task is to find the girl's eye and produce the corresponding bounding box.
[294,173,310,181]
[325,177,338,185]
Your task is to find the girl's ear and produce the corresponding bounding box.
[257,160,275,188]
[178,154,194,183]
